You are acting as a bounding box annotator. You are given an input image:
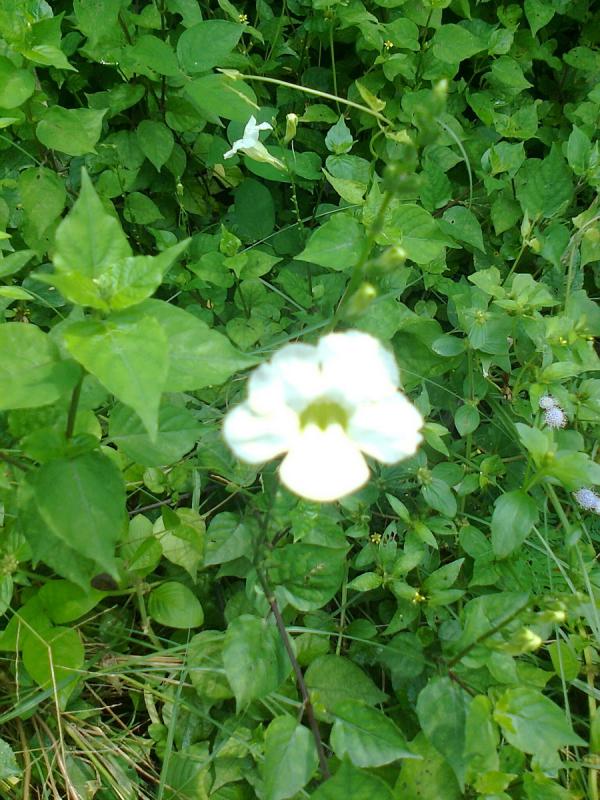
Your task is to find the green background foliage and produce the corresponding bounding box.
[0,0,599,797]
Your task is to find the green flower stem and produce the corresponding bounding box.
[255,564,331,781]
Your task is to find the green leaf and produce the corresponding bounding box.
[185,74,258,123]
[64,315,168,438]
[19,167,66,236]
[188,631,234,702]
[0,323,78,411]
[19,452,125,585]
[136,119,174,172]
[22,626,84,707]
[222,615,289,710]
[53,169,131,280]
[310,760,394,800]
[566,125,592,177]
[305,655,387,720]
[524,0,555,36]
[262,716,318,800]
[421,478,457,518]
[148,581,204,628]
[111,299,256,392]
[439,207,485,252]
[155,508,205,581]
[416,676,470,788]
[330,701,414,767]
[36,106,106,156]
[298,213,365,271]
[0,737,20,781]
[494,688,585,757]
[177,20,243,73]
[268,535,349,611]
[205,512,253,566]
[127,34,180,77]
[491,490,539,559]
[325,116,354,154]
[38,580,105,624]
[233,178,276,240]
[432,24,487,63]
[454,404,480,436]
[395,732,461,800]
[109,403,200,466]
[381,204,448,264]
[516,148,574,219]
[0,55,35,108]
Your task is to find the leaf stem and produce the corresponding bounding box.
[447,599,530,668]
[65,374,84,439]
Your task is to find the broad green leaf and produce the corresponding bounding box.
[109,403,200,466]
[0,323,78,411]
[262,716,318,800]
[204,512,253,566]
[310,760,394,800]
[432,24,487,63]
[0,55,35,108]
[421,478,457,518]
[0,249,36,280]
[0,737,20,781]
[127,34,180,76]
[330,701,414,767]
[148,581,204,629]
[112,299,256,392]
[325,116,354,154]
[268,534,349,611]
[440,207,485,252]
[298,213,365,270]
[454,404,480,436]
[305,655,387,720]
[516,148,574,219]
[524,0,555,36]
[381,204,448,264]
[177,20,243,73]
[36,106,106,156]
[19,167,66,236]
[38,580,105,624]
[22,626,84,707]
[464,695,499,780]
[162,744,210,800]
[185,74,258,123]
[233,178,276,240]
[96,239,190,311]
[566,125,592,177]
[395,733,461,800]
[491,490,538,559]
[53,169,131,280]
[154,508,205,581]
[19,452,125,584]
[416,676,470,788]
[223,615,289,710]
[136,119,174,172]
[188,631,234,702]
[494,688,585,756]
[64,315,168,438]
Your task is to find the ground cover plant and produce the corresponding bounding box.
[0,0,600,797]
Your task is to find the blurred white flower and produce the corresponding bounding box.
[574,487,600,513]
[223,331,424,502]
[223,115,284,170]
[543,405,567,429]
[538,394,557,411]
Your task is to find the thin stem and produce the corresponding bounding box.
[447,599,530,668]
[0,451,30,471]
[65,374,84,439]
[256,566,330,781]
[218,70,390,126]
[329,21,340,113]
[17,718,31,800]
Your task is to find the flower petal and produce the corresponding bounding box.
[247,343,323,415]
[279,423,369,502]
[317,331,400,405]
[348,393,423,463]
[223,402,298,464]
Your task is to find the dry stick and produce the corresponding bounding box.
[16,719,32,800]
[256,566,330,781]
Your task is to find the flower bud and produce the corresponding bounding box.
[284,113,299,144]
[345,282,377,316]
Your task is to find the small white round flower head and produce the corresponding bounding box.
[538,394,557,411]
[223,331,424,502]
[543,405,567,429]
[574,488,600,513]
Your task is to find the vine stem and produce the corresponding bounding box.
[256,565,331,781]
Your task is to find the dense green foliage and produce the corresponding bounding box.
[0,0,600,797]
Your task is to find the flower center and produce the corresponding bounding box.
[299,399,348,431]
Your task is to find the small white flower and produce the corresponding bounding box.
[223,331,424,502]
[538,394,557,411]
[223,115,284,170]
[574,487,600,513]
[543,405,567,429]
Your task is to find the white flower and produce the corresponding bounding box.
[543,405,567,429]
[538,394,557,410]
[574,487,600,513]
[223,331,424,502]
[223,115,284,170]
